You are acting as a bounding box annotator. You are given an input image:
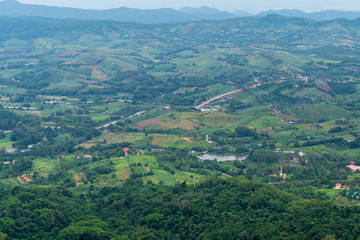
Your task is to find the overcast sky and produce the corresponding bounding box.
[15,0,360,13]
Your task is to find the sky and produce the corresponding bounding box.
[14,0,360,13]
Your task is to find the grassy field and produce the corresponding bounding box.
[111,157,132,180]
[126,155,159,168]
[125,155,203,185]
[0,133,14,149]
[91,115,110,121]
[174,171,204,184]
[78,133,146,148]
[133,111,245,131]
[32,158,58,173]
[153,169,176,185]
[151,134,213,149]
[286,104,351,122]
[0,141,13,149]
[249,115,285,129]
[316,188,342,200]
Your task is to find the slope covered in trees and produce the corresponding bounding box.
[0,179,359,239]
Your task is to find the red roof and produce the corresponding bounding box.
[123,148,129,155]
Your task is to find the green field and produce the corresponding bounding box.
[32,158,58,173]
[286,104,351,122]
[153,169,176,185]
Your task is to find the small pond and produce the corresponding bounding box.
[197,154,248,162]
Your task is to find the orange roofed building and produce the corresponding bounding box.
[347,161,360,172]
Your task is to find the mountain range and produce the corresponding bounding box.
[0,0,360,23]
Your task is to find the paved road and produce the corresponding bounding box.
[96,111,146,129]
[195,88,243,109]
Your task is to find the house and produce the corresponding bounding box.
[347,161,360,172]
[334,183,342,189]
[123,148,129,156]
[163,106,171,111]
[5,148,17,153]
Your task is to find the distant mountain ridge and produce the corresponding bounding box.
[257,9,360,21]
[178,7,245,20]
[0,0,359,23]
[0,0,240,23]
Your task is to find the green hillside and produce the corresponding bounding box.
[1,15,360,239]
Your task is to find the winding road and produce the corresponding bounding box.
[195,88,243,109]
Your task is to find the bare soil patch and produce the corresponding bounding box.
[18,174,33,184]
[135,118,161,130]
[259,127,278,135]
[274,113,299,121]
[182,137,195,143]
[303,124,320,130]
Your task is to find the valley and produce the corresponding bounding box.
[1,14,360,239]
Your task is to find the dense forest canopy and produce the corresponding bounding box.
[0,179,360,240]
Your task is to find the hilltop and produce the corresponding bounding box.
[0,0,359,23]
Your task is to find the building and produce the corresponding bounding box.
[123,148,129,156]
[334,183,342,189]
[347,161,360,172]
[279,166,284,177]
[163,106,171,111]
[5,148,17,153]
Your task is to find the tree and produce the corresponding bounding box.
[235,127,255,137]
[58,220,114,240]
[0,232,7,240]
[145,213,164,229]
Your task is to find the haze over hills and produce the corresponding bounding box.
[257,9,360,21]
[0,0,238,23]
[0,0,360,23]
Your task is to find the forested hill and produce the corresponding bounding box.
[0,178,359,239]
[1,15,360,43]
